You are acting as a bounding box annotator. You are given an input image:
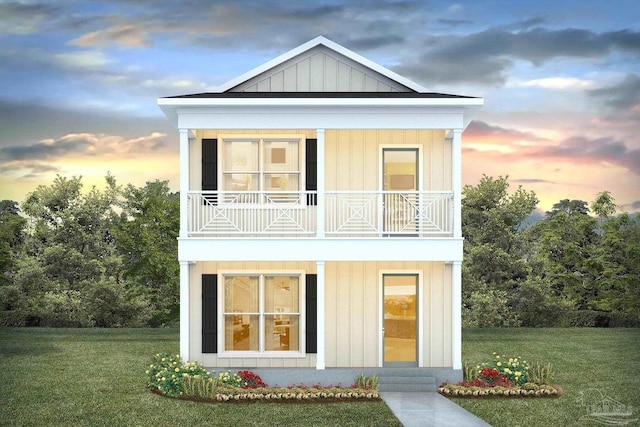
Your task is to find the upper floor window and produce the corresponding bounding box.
[222,136,303,192]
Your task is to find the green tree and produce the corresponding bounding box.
[461,175,538,326]
[113,180,179,326]
[7,175,151,327]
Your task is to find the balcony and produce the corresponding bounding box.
[187,191,453,238]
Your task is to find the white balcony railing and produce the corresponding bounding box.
[187,191,453,237]
[326,191,453,236]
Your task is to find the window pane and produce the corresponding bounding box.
[225,315,259,351]
[264,141,299,172]
[224,276,258,313]
[265,276,299,313]
[224,174,259,191]
[263,174,299,191]
[265,315,299,351]
[226,141,258,172]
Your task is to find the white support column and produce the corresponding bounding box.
[179,261,190,362]
[179,129,190,238]
[316,261,326,369]
[452,261,462,370]
[452,129,463,238]
[316,129,325,238]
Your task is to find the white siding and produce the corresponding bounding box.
[229,47,411,93]
[191,261,453,369]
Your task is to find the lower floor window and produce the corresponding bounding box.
[224,274,300,352]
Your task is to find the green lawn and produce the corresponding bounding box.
[0,328,401,427]
[457,328,640,427]
[1,328,639,426]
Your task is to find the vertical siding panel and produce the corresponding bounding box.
[363,262,379,366]
[443,263,452,366]
[325,262,337,367]
[271,70,284,91]
[350,68,364,91]
[350,263,364,366]
[296,58,310,92]
[283,65,297,91]
[423,263,432,367]
[336,131,350,190]
[432,132,444,191]
[244,84,257,92]
[257,78,271,92]
[364,74,378,91]
[336,262,350,366]
[309,52,324,91]
[364,130,378,191]
[325,130,338,191]
[424,130,433,190]
[432,263,445,366]
[350,130,365,191]
[444,132,452,191]
[377,81,392,92]
[324,55,338,91]
[337,61,351,91]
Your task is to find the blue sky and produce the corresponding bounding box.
[1,0,639,213]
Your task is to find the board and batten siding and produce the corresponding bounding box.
[191,261,453,369]
[190,261,318,368]
[191,129,451,192]
[229,47,411,93]
[324,261,452,368]
[325,129,451,191]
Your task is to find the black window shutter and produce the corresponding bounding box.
[305,139,317,206]
[202,139,218,204]
[305,274,318,354]
[202,274,218,353]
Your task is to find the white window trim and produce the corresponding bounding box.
[217,270,306,358]
[219,134,306,208]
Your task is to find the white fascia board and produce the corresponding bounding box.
[178,238,463,262]
[215,36,428,93]
[158,97,484,108]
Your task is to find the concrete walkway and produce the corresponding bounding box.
[381,392,492,427]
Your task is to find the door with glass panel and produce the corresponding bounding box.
[382,148,419,235]
[383,274,418,366]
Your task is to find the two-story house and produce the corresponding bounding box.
[158,36,483,389]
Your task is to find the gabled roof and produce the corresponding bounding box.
[214,36,428,93]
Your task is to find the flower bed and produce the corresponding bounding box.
[437,353,561,399]
[146,352,380,403]
[437,382,562,398]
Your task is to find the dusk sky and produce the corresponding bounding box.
[1,0,639,214]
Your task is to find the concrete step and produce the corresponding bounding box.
[377,370,437,392]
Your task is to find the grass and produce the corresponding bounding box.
[1,328,639,426]
[456,328,640,427]
[0,328,401,427]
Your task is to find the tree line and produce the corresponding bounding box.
[462,175,640,327]
[0,175,178,327]
[1,174,638,327]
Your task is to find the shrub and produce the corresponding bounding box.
[463,363,479,383]
[146,352,211,397]
[528,362,554,385]
[481,353,529,385]
[354,374,379,390]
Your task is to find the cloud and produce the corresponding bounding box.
[53,50,111,71]
[513,77,597,90]
[70,24,150,48]
[0,1,59,34]
[395,28,640,85]
[0,132,168,163]
[588,73,640,110]
[1,162,61,179]
[466,121,546,141]
[512,178,558,184]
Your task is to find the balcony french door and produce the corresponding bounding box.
[382,148,419,236]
